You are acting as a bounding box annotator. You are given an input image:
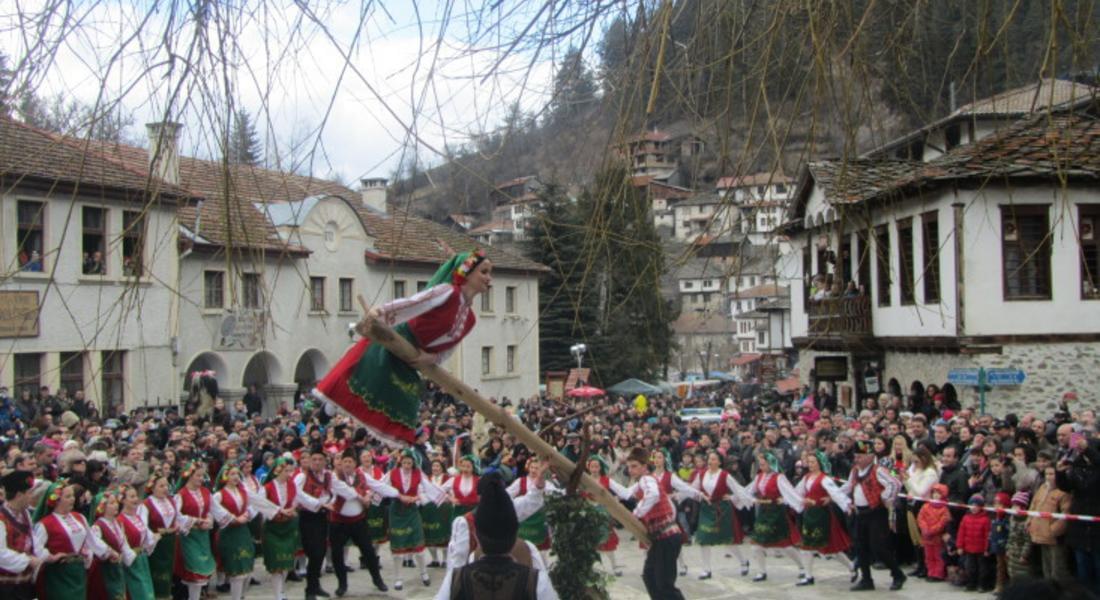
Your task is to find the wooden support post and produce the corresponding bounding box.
[361,302,650,544]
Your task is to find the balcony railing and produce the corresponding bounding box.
[807,295,872,337]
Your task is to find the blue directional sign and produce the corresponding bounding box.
[986,368,1026,386]
[947,368,980,386]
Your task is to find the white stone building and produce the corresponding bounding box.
[717,172,793,246]
[786,84,1100,415]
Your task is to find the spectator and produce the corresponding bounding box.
[957,494,993,592]
[1004,491,1032,583]
[1030,464,1072,580]
[1056,435,1100,595]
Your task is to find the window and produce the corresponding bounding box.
[505,286,517,313]
[16,201,45,271]
[857,231,871,289]
[840,238,853,286]
[82,206,106,274]
[339,278,354,312]
[101,351,125,418]
[481,347,492,376]
[310,277,325,312]
[13,353,42,400]
[757,330,766,345]
[922,211,941,303]
[507,345,516,373]
[897,218,915,305]
[481,288,493,312]
[416,280,428,293]
[203,271,224,309]
[242,273,262,309]
[684,281,694,289]
[802,244,812,305]
[122,211,146,277]
[1082,205,1100,299]
[59,352,84,397]
[776,183,787,194]
[393,280,406,300]
[875,225,892,306]
[1001,205,1051,300]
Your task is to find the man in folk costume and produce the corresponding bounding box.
[840,439,908,591]
[506,456,561,566]
[444,463,550,571]
[330,447,398,595]
[793,450,856,586]
[622,447,686,600]
[434,473,559,599]
[0,471,41,600]
[314,249,493,446]
[293,445,337,599]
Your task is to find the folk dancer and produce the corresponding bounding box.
[360,448,390,564]
[330,448,397,594]
[141,476,180,599]
[293,446,336,600]
[118,484,158,600]
[88,487,131,600]
[582,456,630,577]
[744,450,806,583]
[315,250,493,446]
[0,471,40,600]
[793,451,855,586]
[690,451,751,580]
[448,455,480,519]
[422,458,454,568]
[211,463,262,600]
[623,447,686,600]
[506,456,561,567]
[649,449,698,577]
[387,448,445,590]
[174,461,217,600]
[32,480,102,598]
[263,458,303,600]
[840,440,907,591]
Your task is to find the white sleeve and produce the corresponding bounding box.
[380,284,454,326]
[632,477,659,518]
[331,478,360,501]
[292,474,323,512]
[878,469,901,506]
[529,541,547,570]
[0,521,30,573]
[607,479,632,501]
[513,488,545,522]
[777,475,804,513]
[726,473,752,510]
[506,478,522,498]
[536,569,560,600]
[210,492,232,528]
[32,523,48,559]
[822,477,852,514]
[88,524,112,558]
[120,540,136,566]
[445,516,470,570]
[140,515,159,554]
[433,568,455,600]
[671,474,702,499]
[365,475,400,499]
[174,496,194,533]
[419,478,446,505]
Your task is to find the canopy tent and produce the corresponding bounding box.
[607,378,663,396]
[707,371,738,382]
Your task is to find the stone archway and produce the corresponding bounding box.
[242,351,286,416]
[294,349,330,402]
[182,351,229,391]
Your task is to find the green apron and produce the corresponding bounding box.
[800,505,831,549]
[452,503,476,518]
[347,325,423,433]
[752,503,790,546]
[262,517,300,573]
[420,502,454,547]
[179,527,216,579]
[123,551,157,600]
[217,523,256,577]
[696,500,736,546]
[42,560,85,598]
[518,508,550,549]
[148,532,176,598]
[388,501,425,553]
[367,502,389,543]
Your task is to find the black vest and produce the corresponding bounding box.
[450,555,538,600]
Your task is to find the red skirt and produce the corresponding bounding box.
[599,525,619,552]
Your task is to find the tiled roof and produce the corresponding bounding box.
[804,160,921,205]
[0,117,192,200]
[467,220,513,235]
[952,79,1097,117]
[731,353,762,366]
[730,284,787,299]
[716,171,792,189]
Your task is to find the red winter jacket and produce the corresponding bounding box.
[957,511,991,554]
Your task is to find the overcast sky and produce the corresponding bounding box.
[1,1,611,183]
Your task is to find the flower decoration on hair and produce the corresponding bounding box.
[453,248,487,284]
[33,478,69,523]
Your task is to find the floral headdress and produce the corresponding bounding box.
[263,457,293,485]
[426,249,488,289]
[587,455,610,476]
[174,460,204,493]
[33,479,68,522]
[759,450,781,473]
[214,462,243,492]
[812,450,832,476]
[92,487,123,519]
[400,448,422,470]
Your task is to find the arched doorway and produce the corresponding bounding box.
[182,352,229,391]
[242,351,283,394]
[293,349,329,401]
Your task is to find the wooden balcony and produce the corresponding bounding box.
[807,295,872,337]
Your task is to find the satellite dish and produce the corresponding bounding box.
[220,314,237,338]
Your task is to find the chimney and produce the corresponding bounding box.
[359,177,388,213]
[146,121,182,186]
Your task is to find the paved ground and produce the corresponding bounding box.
[261,543,987,599]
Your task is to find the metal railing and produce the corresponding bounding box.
[807,295,872,336]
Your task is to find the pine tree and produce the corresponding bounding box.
[548,47,597,127]
[0,53,14,115]
[228,108,262,165]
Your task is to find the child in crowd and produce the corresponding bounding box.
[1004,491,1032,583]
[988,492,1011,594]
[917,483,952,581]
[956,494,993,592]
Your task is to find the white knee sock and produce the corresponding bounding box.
[392,555,404,582]
[835,552,855,571]
[414,551,427,576]
[606,550,620,571]
[803,552,815,578]
[754,546,767,575]
[700,546,713,573]
[187,583,203,600]
[728,544,746,564]
[784,546,805,572]
[230,575,246,600]
[429,547,439,563]
[272,572,285,600]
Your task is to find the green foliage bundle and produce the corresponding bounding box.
[545,494,611,600]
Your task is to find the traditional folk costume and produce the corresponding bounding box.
[422,472,454,567]
[506,473,561,565]
[840,443,907,591]
[329,462,398,593]
[174,464,217,600]
[211,468,258,600]
[33,482,103,599]
[118,508,158,600]
[141,492,180,598]
[691,467,751,579]
[89,496,133,600]
[242,471,266,556]
[445,480,547,571]
[294,463,338,597]
[745,453,806,582]
[449,472,479,519]
[651,465,698,576]
[365,462,391,546]
[387,456,445,590]
[793,454,855,586]
[263,461,303,600]
[314,250,487,446]
[628,473,685,600]
[0,472,38,600]
[581,459,631,576]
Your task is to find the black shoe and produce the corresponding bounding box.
[250,578,261,586]
[421,573,431,586]
[334,586,347,598]
[908,567,926,578]
[371,575,388,592]
[324,565,334,574]
[796,577,815,586]
[678,566,687,576]
[851,579,875,591]
[890,574,907,591]
[345,565,355,573]
[698,571,712,580]
[287,572,303,582]
[216,583,230,593]
[740,561,750,576]
[312,588,331,598]
[752,573,767,582]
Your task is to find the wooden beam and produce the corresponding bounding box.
[361,305,650,544]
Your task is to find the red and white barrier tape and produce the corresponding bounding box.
[896,493,1100,523]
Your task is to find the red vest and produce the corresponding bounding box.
[804,473,831,505]
[330,469,369,524]
[218,485,249,519]
[177,487,212,519]
[143,497,176,531]
[118,513,147,549]
[40,512,86,555]
[390,469,421,496]
[407,285,476,353]
[855,466,885,509]
[0,506,33,578]
[754,472,781,500]
[94,517,125,553]
[451,475,479,506]
[699,470,731,503]
[634,476,679,540]
[303,470,332,504]
[265,480,298,522]
[656,471,674,495]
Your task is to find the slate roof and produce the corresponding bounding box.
[730,284,787,299]
[952,78,1097,117]
[716,171,792,189]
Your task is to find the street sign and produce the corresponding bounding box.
[947,368,980,386]
[986,368,1026,386]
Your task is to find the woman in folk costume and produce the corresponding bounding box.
[32,480,104,598]
[506,455,561,566]
[387,448,444,590]
[649,448,699,576]
[140,476,180,599]
[691,450,752,580]
[263,458,302,600]
[240,464,266,560]
[88,487,131,600]
[583,456,627,576]
[447,454,480,519]
[745,450,806,583]
[118,484,158,600]
[359,448,390,558]
[793,450,855,586]
[314,248,493,446]
[211,463,259,600]
[174,461,216,600]
[421,458,454,568]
